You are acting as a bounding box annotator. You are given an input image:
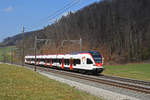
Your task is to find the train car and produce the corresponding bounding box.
[25,51,104,74]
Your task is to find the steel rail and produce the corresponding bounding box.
[12,63,150,94]
[30,65,150,94]
[100,75,150,86]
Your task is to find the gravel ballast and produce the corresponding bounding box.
[39,71,143,100]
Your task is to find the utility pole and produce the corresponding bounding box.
[2,48,6,63]
[2,54,5,63]
[12,48,20,65]
[34,36,37,71]
[11,48,13,64]
[80,38,82,52]
[22,26,25,66]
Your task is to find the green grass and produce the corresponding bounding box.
[103,63,150,81]
[0,46,15,62]
[0,64,102,100]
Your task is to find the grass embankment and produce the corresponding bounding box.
[103,63,150,81]
[0,64,102,100]
[0,46,14,61]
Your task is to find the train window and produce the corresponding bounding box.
[73,59,75,66]
[26,59,29,61]
[55,59,61,64]
[87,58,93,64]
[55,59,59,63]
[57,59,61,63]
[59,59,62,64]
[67,59,69,65]
[40,59,45,62]
[52,59,56,63]
[47,59,52,63]
[40,59,42,62]
[64,59,66,65]
[55,59,58,63]
[36,59,38,61]
[31,59,35,61]
[77,59,81,64]
[73,59,81,65]
[44,59,47,63]
[64,59,69,65]
[52,59,59,63]
[47,59,49,62]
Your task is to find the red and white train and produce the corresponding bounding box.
[25,51,104,74]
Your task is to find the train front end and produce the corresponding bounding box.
[90,51,104,73]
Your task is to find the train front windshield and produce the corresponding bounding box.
[90,52,102,63]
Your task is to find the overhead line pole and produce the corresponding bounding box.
[22,26,25,66]
[34,36,37,71]
[11,48,13,64]
[1,47,6,63]
[80,38,82,52]
[61,38,82,52]
[34,36,54,72]
[14,48,21,65]
[11,47,19,64]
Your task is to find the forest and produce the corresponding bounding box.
[3,0,150,64]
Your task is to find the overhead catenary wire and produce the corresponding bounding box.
[46,0,81,20]
[27,0,81,30]
[1,0,93,43]
[47,0,81,22]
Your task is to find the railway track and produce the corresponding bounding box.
[7,63,150,94]
[100,75,150,86]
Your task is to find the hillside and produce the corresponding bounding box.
[0,30,39,46]
[2,0,150,63]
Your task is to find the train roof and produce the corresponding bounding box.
[71,51,100,54]
[25,51,101,57]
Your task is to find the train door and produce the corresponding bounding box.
[86,58,93,70]
[50,58,52,67]
[45,58,47,67]
[62,58,64,69]
[69,58,73,70]
[78,56,86,69]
